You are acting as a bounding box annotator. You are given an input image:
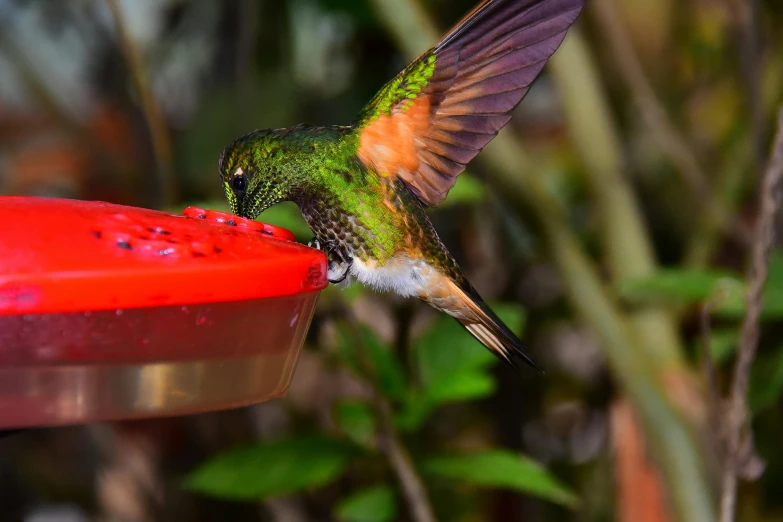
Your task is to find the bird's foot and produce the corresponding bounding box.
[307,237,352,284]
[327,261,351,284]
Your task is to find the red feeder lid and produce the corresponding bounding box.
[0,197,328,315]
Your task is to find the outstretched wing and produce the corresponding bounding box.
[356,0,584,205]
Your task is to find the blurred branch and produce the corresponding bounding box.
[340,309,437,522]
[592,0,750,247]
[105,0,177,207]
[744,0,763,174]
[720,107,783,522]
[367,1,717,520]
[236,0,261,82]
[722,0,763,174]
[237,0,261,129]
[90,424,163,522]
[376,400,437,522]
[700,295,726,485]
[685,137,753,266]
[685,56,783,265]
[592,0,708,201]
[548,29,685,367]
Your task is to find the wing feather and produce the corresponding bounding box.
[356,0,584,205]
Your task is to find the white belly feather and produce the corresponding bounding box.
[348,255,437,298]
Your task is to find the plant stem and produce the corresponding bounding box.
[105,0,177,207]
[339,307,437,522]
[376,400,437,522]
[720,107,783,522]
[548,28,685,367]
[685,136,753,266]
[726,0,763,175]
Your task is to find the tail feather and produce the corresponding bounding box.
[458,308,544,374]
[447,280,543,373]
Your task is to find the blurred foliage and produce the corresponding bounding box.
[335,485,398,522]
[184,435,358,500]
[184,302,576,512]
[619,249,783,319]
[422,451,578,508]
[1,0,783,521]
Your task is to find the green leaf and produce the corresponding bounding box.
[183,435,355,500]
[432,172,487,209]
[414,302,524,409]
[334,400,376,448]
[417,316,495,381]
[414,316,495,411]
[423,450,579,508]
[618,252,783,320]
[336,324,408,402]
[335,485,398,522]
[393,393,432,432]
[424,373,497,405]
[618,268,742,305]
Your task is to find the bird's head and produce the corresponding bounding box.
[218,130,288,220]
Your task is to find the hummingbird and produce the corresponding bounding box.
[218,0,584,372]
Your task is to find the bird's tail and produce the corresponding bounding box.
[439,279,543,373]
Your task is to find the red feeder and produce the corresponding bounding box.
[0,197,327,428]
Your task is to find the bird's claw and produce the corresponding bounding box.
[327,261,350,284]
[308,237,352,284]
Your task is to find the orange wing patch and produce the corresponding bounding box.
[354,0,584,207]
[357,96,431,178]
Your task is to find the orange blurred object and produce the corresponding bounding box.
[611,400,673,522]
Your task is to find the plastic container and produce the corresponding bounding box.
[0,197,327,428]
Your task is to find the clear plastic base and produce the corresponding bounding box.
[0,293,318,428]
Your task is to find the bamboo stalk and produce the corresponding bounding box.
[548,29,685,367]
[482,133,715,522]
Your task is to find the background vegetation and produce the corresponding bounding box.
[0,0,782,521]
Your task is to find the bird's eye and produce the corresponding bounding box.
[232,175,247,192]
